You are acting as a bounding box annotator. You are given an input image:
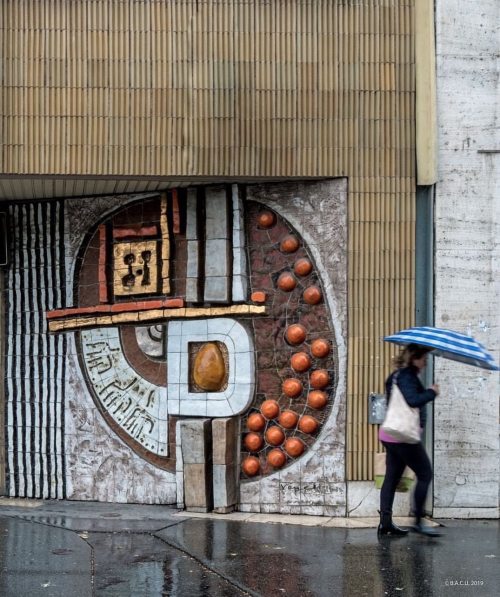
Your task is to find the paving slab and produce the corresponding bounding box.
[0,515,91,597]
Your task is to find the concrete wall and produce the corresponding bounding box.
[433,0,499,518]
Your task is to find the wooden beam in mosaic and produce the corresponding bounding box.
[160,193,170,294]
[48,305,267,333]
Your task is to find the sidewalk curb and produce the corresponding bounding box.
[172,511,439,528]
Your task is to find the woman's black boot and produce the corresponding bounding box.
[377,511,409,536]
[413,518,442,537]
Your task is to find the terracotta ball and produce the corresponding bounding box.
[277,272,297,292]
[244,432,264,452]
[298,415,319,434]
[267,448,287,468]
[294,258,313,277]
[290,351,312,372]
[285,324,307,346]
[247,412,266,432]
[307,390,328,410]
[284,437,305,457]
[265,426,285,446]
[310,338,331,358]
[278,410,299,429]
[282,378,303,398]
[258,210,276,229]
[260,399,280,419]
[303,285,322,305]
[310,369,330,389]
[280,234,300,253]
[242,456,260,477]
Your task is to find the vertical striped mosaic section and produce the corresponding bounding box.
[5,201,67,498]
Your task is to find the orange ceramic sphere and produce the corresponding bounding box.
[294,258,313,277]
[303,285,322,305]
[280,234,300,254]
[265,426,285,446]
[267,448,287,468]
[247,412,266,432]
[242,456,261,477]
[284,437,305,457]
[307,390,328,410]
[298,415,319,434]
[290,352,312,373]
[310,338,331,358]
[261,399,280,420]
[310,369,330,389]
[282,378,303,398]
[258,210,276,229]
[244,432,264,452]
[277,272,297,292]
[251,291,267,304]
[278,410,299,429]
[285,324,307,346]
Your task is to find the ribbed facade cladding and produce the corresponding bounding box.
[0,0,417,481]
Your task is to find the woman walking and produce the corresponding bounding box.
[378,344,442,537]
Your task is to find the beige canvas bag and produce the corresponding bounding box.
[380,381,421,443]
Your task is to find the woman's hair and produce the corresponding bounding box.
[393,343,432,369]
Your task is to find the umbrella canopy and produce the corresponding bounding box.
[384,326,499,371]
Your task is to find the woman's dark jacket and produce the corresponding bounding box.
[385,366,437,428]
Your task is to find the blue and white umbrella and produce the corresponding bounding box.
[384,326,499,371]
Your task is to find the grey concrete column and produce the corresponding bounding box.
[179,419,213,513]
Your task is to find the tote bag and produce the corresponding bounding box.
[380,381,421,443]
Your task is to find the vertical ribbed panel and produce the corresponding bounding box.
[348,184,415,481]
[0,0,415,181]
[0,0,417,480]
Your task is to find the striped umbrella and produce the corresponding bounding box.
[384,326,499,371]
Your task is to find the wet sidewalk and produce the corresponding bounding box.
[0,498,498,596]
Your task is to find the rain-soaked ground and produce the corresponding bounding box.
[0,500,498,596]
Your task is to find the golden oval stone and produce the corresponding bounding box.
[193,342,226,391]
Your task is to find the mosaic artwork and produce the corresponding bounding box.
[5,181,346,508]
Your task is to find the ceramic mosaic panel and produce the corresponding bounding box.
[3,181,347,508]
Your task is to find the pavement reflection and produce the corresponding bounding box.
[0,501,498,597]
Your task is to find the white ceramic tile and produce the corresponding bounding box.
[204,276,229,302]
[239,481,261,504]
[178,399,208,417]
[205,188,229,240]
[186,189,198,240]
[206,399,233,417]
[186,240,199,277]
[232,275,247,301]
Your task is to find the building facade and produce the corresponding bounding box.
[0,0,497,517]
